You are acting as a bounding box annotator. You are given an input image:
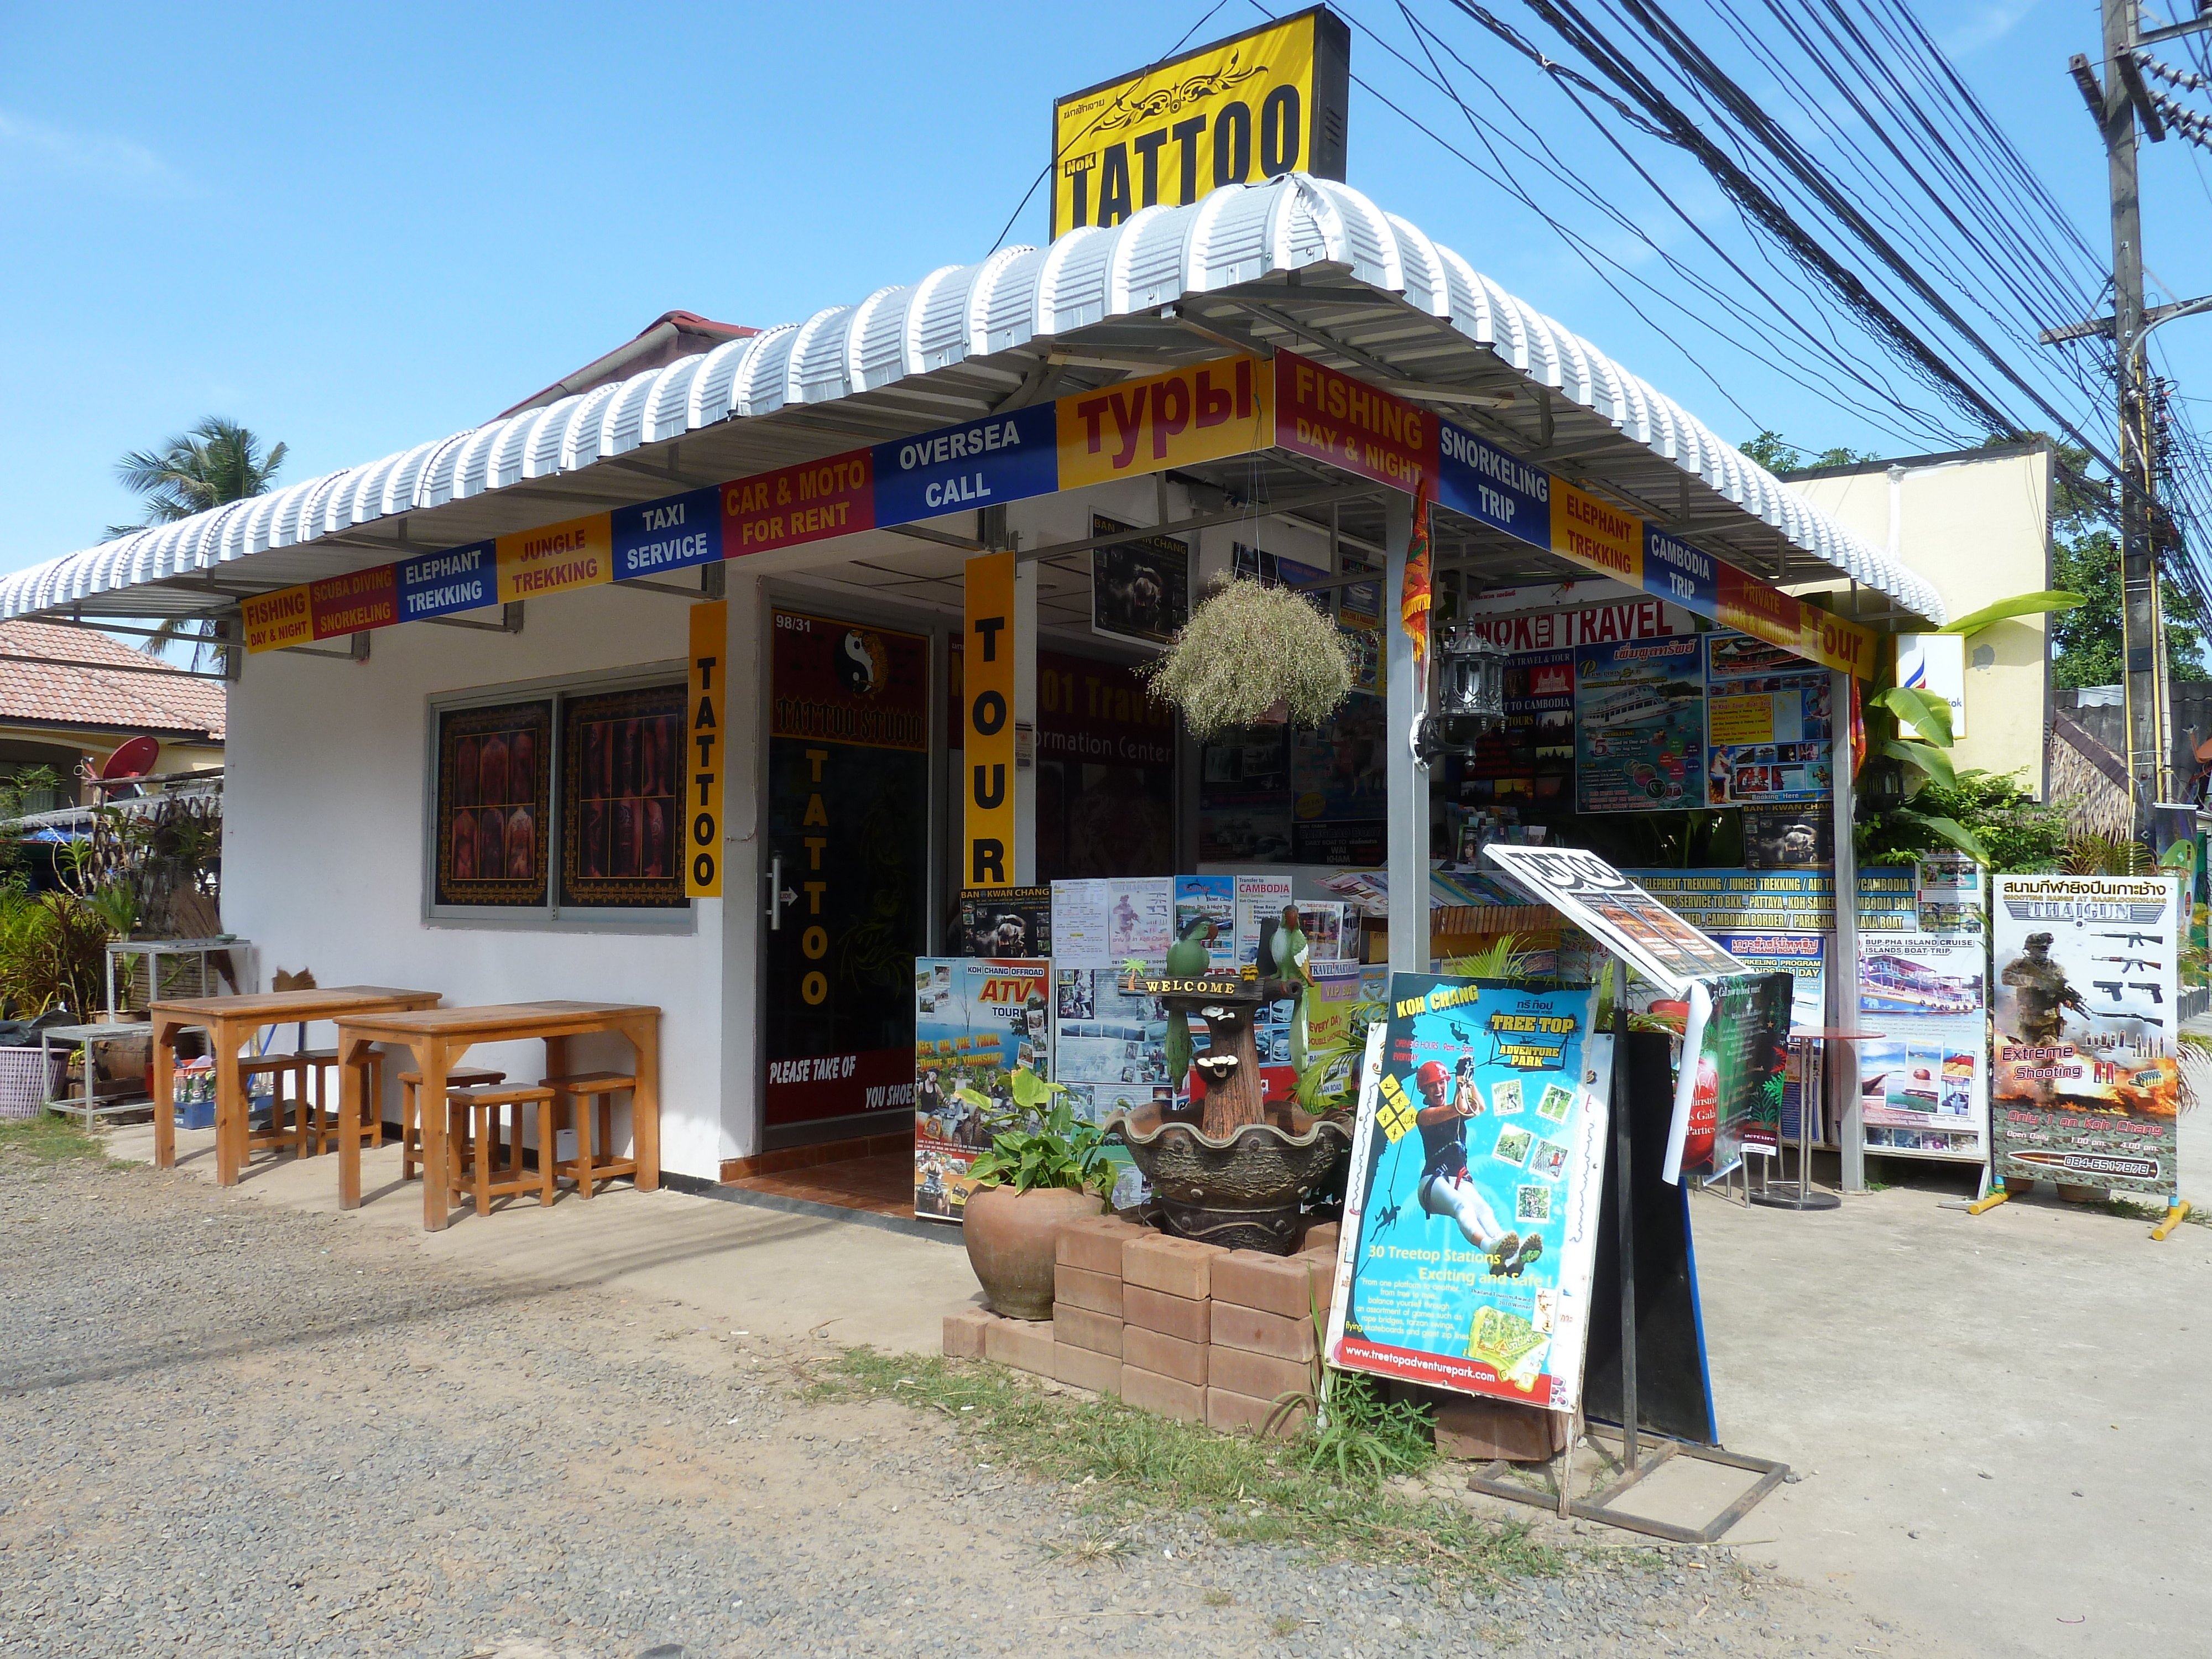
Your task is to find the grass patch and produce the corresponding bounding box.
[2103,1193,2211,1229]
[817,1345,1558,1589]
[0,1112,111,1166]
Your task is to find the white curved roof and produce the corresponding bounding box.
[4,173,1944,625]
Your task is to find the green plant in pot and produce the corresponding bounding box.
[956,1067,1110,1321]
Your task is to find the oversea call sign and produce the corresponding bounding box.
[1048,8,1351,238]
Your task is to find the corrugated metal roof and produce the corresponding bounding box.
[2,173,1944,625]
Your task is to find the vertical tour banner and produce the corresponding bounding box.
[1856,927,1988,1162]
[963,550,1018,889]
[1990,874,2184,1197]
[912,958,1052,1222]
[684,602,726,898]
[1326,974,1609,1411]
[1573,637,1705,812]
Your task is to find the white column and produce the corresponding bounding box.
[1385,492,1425,980]
[1830,667,1864,1192]
[1014,560,1039,884]
[719,574,766,1169]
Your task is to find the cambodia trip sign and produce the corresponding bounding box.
[1326,974,1610,1410]
[1990,874,2184,1197]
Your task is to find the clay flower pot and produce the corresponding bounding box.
[962,1184,1104,1320]
[1109,1103,1352,1255]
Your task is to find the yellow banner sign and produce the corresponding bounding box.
[1549,480,1643,586]
[1056,356,1273,492]
[685,601,728,898]
[1049,8,1349,237]
[241,586,313,654]
[963,550,1018,889]
[495,513,612,604]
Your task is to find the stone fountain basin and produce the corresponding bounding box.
[1106,1103,1352,1256]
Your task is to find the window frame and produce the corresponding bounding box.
[422,660,697,934]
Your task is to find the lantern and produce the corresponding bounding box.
[1418,625,1509,758]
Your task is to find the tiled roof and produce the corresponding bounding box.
[0,619,225,741]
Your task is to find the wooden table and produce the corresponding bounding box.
[332,1001,660,1230]
[151,987,442,1185]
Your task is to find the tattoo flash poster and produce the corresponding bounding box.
[1990,874,2184,1198]
[1326,974,1610,1412]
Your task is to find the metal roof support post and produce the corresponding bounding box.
[1832,667,1865,1193]
[1385,491,1425,982]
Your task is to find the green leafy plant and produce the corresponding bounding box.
[1858,768,2072,872]
[86,883,139,939]
[1270,1300,1434,1481]
[0,894,112,1018]
[1935,591,2086,637]
[2059,832,2154,876]
[957,1067,1113,1196]
[1139,576,1354,740]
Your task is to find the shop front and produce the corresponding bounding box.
[0,165,1950,1199]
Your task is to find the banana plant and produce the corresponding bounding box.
[1866,684,1990,863]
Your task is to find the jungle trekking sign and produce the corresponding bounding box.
[1048,7,1351,238]
[240,349,1875,679]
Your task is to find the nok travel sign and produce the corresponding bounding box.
[239,347,1872,680]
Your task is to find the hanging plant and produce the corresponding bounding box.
[1139,576,1354,740]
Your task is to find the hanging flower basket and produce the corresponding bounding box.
[1139,576,1354,740]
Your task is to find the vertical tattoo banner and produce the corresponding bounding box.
[964,550,1017,889]
[686,601,727,898]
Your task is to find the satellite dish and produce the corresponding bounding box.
[98,735,162,784]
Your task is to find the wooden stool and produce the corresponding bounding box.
[298,1047,386,1156]
[399,1066,506,1180]
[447,1086,557,1213]
[543,1071,638,1198]
[237,1054,312,1160]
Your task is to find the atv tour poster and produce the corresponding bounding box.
[1326,973,1612,1412]
[912,958,1052,1222]
[1989,874,2184,1198]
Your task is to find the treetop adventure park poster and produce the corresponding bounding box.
[912,959,1052,1222]
[1989,874,2184,1198]
[1326,974,1611,1411]
[1573,636,1705,813]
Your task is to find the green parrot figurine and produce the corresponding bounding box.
[1162,913,1215,1088]
[1272,903,1314,1073]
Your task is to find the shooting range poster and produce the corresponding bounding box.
[1052,963,1172,1208]
[912,959,1052,1222]
[956,886,1051,958]
[1326,973,1609,1411]
[1674,973,1792,1182]
[1855,930,1988,1161]
[1573,636,1704,813]
[1703,632,1834,807]
[1091,515,1188,648]
[1486,844,1747,998]
[1990,874,2184,1197]
[1050,876,1172,969]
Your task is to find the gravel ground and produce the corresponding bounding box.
[0,1149,1921,1658]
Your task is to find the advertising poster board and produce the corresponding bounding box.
[1172,875,1237,969]
[1052,964,1173,1209]
[1856,931,1988,1160]
[1573,637,1704,813]
[1676,973,1793,1180]
[1051,877,1172,969]
[1198,728,1292,863]
[1703,633,1834,807]
[1485,846,1748,999]
[1915,853,1985,935]
[912,959,1052,1220]
[1091,515,1189,648]
[1326,974,1609,1410]
[1708,932,1824,1151]
[1990,874,2184,1197]
[956,886,1052,958]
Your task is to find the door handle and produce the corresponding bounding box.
[765,855,796,929]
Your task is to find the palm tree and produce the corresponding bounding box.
[105,417,288,664]
[108,417,288,536]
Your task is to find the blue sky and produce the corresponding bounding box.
[3,0,2209,572]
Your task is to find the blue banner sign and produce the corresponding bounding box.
[1436,420,1550,547]
[612,486,722,580]
[871,403,1060,526]
[1644,527,1719,613]
[396,541,497,620]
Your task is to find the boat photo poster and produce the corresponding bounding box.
[1326,973,1611,1412]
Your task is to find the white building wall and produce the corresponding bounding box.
[222,580,736,1183]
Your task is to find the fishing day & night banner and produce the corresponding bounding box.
[1325,973,1611,1411]
[239,349,1875,682]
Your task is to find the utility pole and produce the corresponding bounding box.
[2065,0,2212,817]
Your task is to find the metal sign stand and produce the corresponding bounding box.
[1466,989,1792,1543]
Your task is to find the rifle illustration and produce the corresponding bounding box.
[2094,931,2160,948]
[2131,981,2166,1004]
[2090,1007,2166,1027]
[2092,956,2162,971]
